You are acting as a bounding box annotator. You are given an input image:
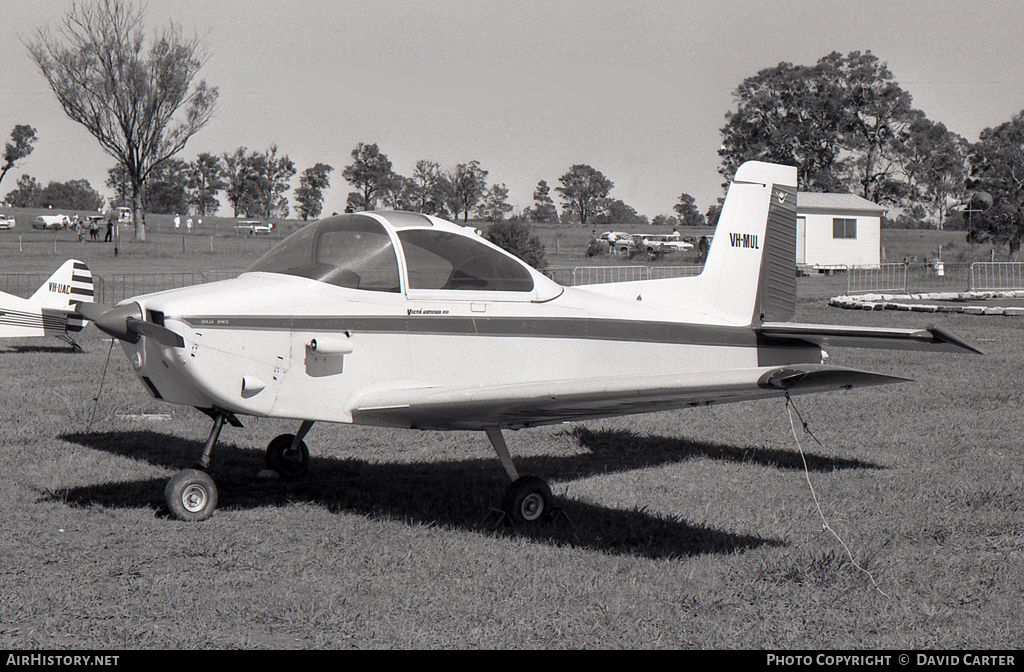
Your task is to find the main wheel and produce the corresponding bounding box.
[265,434,310,478]
[165,469,218,521]
[502,475,553,525]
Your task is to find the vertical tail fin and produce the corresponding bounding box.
[31,260,94,332]
[577,161,798,326]
[697,161,797,325]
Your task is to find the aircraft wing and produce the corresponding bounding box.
[758,322,982,354]
[346,364,908,431]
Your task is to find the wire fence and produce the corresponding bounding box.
[970,262,1024,291]
[0,270,244,303]
[5,262,1024,304]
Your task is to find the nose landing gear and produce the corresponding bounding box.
[162,410,313,521]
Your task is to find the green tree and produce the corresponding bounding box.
[221,146,293,218]
[894,112,967,228]
[719,50,915,200]
[486,218,547,269]
[476,183,513,221]
[295,163,334,221]
[556,164,613,226]
[407,160,447,215]
[593,199,647,227]
[673,193,706,226]
[342,142,394,211]
[247,145,295,218]
[2,174,42,207]
[705,203,722,228]
[447,161,488,221]
[967,111,1024,258]
[39,179,105,210]
[187,152,226,217]
[144,158,188,214]
[222,147,251,217]
[827,51,915,201]
[529,179,558,223]
[1,125,37,193]
[105,164,132,208]
[27,0,218,241]
[719,60,848,193]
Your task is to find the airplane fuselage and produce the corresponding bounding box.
[121,268,810,430]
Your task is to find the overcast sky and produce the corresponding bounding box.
[2,0,1023,220]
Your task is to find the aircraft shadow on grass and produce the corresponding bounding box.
[53,427,880,560]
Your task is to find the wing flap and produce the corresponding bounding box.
[758,322,982,354]
[347,364,906,431]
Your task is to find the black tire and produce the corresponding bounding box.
[265,434,309,478]
[165,469,218,521]
[502,475,553,525]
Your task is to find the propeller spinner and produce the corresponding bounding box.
[74,302,184,348]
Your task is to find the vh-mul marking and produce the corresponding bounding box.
[730,233,760,249]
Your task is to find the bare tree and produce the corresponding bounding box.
[26,0,218,241]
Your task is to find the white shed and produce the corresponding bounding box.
[796,192,885,270]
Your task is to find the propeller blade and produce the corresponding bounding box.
[74,302,187,348]
[126,318,185,348]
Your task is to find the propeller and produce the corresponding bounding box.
[74,302,185,348]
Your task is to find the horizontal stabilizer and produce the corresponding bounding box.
[758,322,982,355]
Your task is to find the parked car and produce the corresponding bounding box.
[615,233,693,257]
[32,214,70,230]
[639,234,694,253]
[598,231,629,243]
[0,215,15,230]
[234,220,273,235]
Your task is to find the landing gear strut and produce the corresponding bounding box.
[485,427,554,526]
[161,411,314,521]
[265,420,313,478]
[163,408,241,521]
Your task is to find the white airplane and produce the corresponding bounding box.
[0,259,94,350]
[74,162,979,522]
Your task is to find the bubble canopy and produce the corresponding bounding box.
[247,212,557,297]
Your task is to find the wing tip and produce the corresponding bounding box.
[926,324,983,355]
[759,365,911,392]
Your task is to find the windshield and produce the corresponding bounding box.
[248,215,401,292]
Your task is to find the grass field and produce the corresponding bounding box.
[1,217,1021,649]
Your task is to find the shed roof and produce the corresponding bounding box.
[797,192,886,215]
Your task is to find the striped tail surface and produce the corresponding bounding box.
[29,260,94,332]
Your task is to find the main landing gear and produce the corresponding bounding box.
[161,414,554,526]
[162,410,314,521]
[485,427,555,526]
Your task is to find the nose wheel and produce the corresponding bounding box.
[165,469,218,521]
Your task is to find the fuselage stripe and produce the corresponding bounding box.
[181,315,758,348]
